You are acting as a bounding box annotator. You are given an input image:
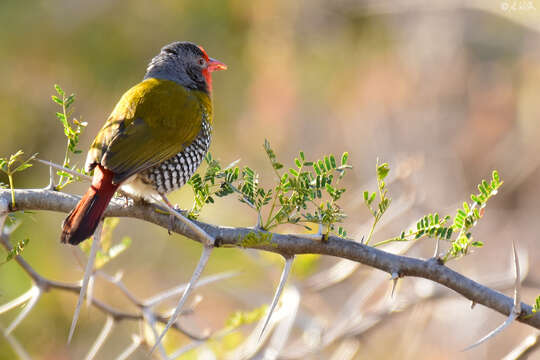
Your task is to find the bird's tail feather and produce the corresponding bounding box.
[61,166,119,245]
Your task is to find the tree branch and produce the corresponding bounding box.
[2,188,540,331]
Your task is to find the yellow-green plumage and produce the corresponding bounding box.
[85,78,213,198]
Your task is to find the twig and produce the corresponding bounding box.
[1,326,32,360]
[5,286,41,335]
[115,334,143,360]
[2,189,540,333]
[85,315,114,360]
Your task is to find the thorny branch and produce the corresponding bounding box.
[0,195,241,359]
[1,187,540,358]
[2,188,540,328]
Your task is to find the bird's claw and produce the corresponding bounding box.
[168,204,188,235]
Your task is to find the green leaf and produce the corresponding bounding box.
[341,152,349,165]
[324,156,331,171]
[377,163,390,180]
[52,95,63,105]
[54,84,65,96]
[313,163,321,175]
[493,170,500,184]
[330,155,336,169]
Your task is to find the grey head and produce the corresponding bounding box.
[144,41,212,93]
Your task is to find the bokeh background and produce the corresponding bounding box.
[2,0,540,359]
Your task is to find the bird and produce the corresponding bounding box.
[60,41,227,245]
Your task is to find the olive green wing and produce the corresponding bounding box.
[86,78,211,184]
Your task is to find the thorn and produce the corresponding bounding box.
[512,239,522,310]
[255,212,262,230]
[35,158,92,182]
[390,272,399,298]
[44,164,55,191]
[295,224,325,241]
[433,238,440,258]
[462,312,519,351]
[68,222,103,344]
[259,255,295,341]
[463,239,522,351]
[150,245,213,355]
[317,223,324,241]
[143,309,170,359]
[86,274,95,308]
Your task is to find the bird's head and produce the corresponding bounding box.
[144,41,227,94]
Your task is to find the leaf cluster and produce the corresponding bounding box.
[0,150,37,208]
[188,140,352,238]
[52,84,88,189]
[1,238,29,265]
[187,154,240,219]
[445,171,503,260]
[364,161,391,244]
[369,168,503,262]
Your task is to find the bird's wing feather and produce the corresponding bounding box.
[85,78,211,184]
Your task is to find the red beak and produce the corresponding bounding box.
[208,57,227,72]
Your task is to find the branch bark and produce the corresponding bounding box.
[3,188,540,330]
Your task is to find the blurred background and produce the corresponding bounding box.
[1,0,540,359]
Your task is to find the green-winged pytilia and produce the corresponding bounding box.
[61,41,227,245]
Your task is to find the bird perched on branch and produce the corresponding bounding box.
[61,41,227,245]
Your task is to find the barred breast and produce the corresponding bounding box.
[139,120,211,194]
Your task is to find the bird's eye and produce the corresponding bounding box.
[198,58,205,66]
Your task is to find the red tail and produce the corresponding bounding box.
[61,165,119,245]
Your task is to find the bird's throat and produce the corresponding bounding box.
[202,68,212,94]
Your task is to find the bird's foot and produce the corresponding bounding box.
[168,204,188,235]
